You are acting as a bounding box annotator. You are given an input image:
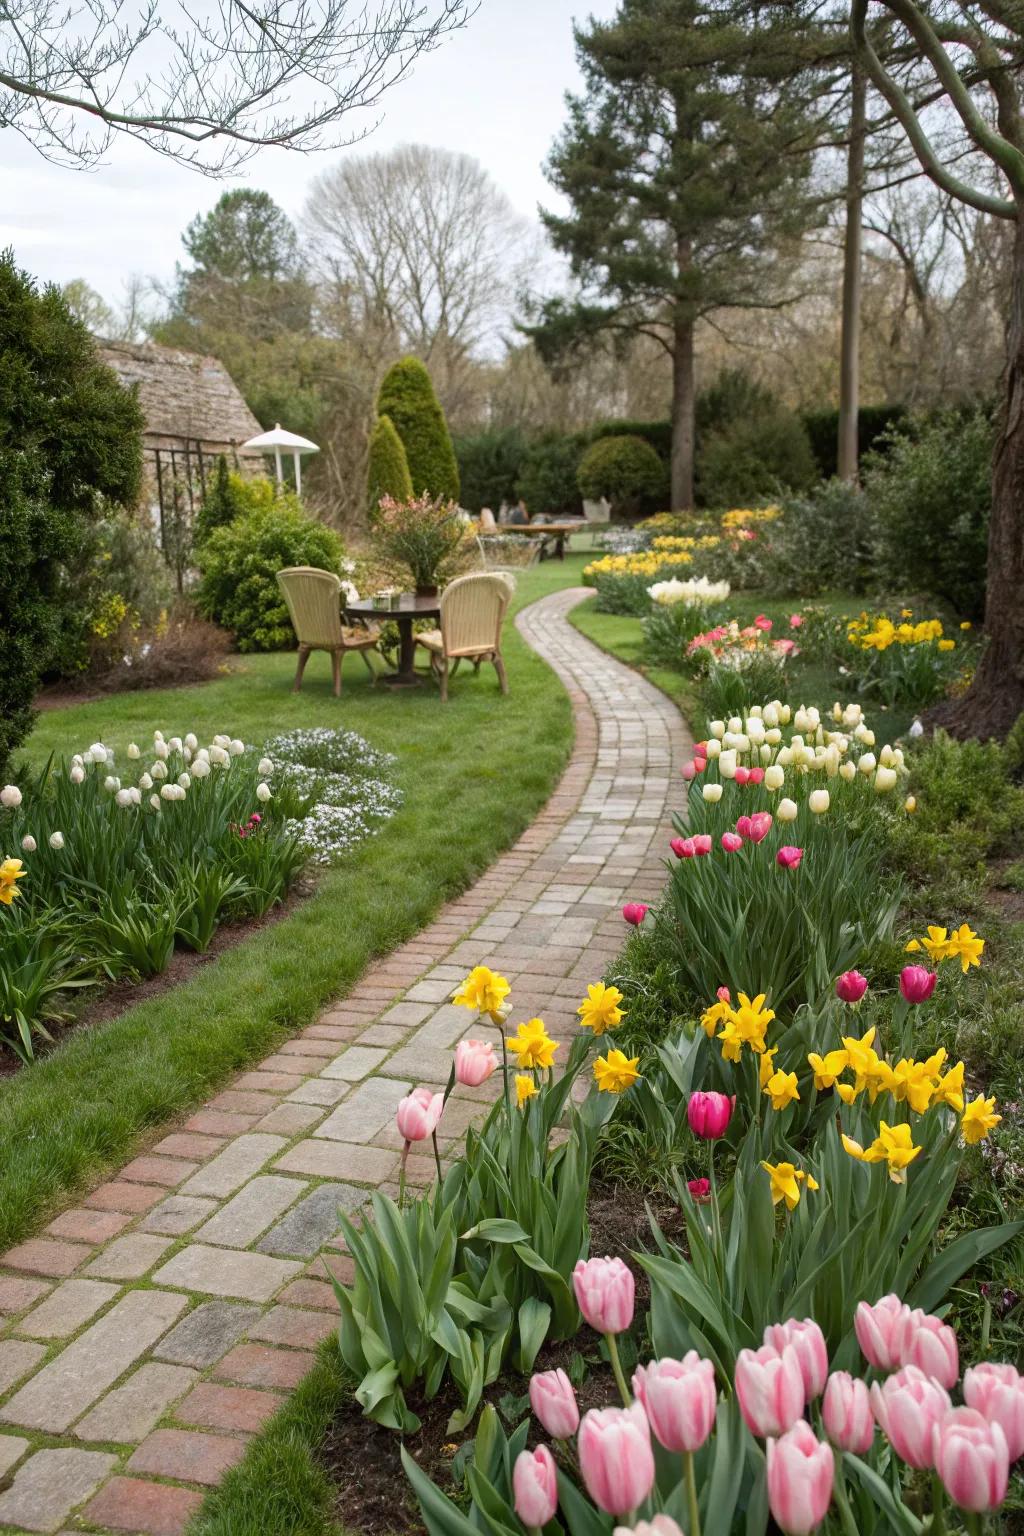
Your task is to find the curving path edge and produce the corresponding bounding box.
[0,588,692,1536]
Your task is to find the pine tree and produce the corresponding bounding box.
[376,357,460,501]
[529,0,820,509]
[366,415,414,512]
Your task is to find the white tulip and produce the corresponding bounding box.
[256,782,272,803]
[20,835,36,852]
[880,744,895,767]
[71,754,84,767]
[160,783,176,800]
[154,730,164,741]
[103,775,120,793]
[210,746,230,768]
[213,734,230,748]
[809,789,830,814]
[49,831,64,850]
[195,748,210,763]
[763,704,780,727]
[115,788,133,807]
[778,705,792,724]
[709,721,725,739]
[139,772,153,791]
[749,705,764,719]
[127,743,140,759]
[229,739,245,756]
[88,742,106,761]
[150,794,161,811]
[69,766,85,785]
[722,732,739,751]
[777,747,793,766]
[734,734,751,754]
[168,736,183,753]
[765,728,782,746]
[0,784,22,808]
[191,759,211,779]
[839,761,857,782]
[908,718,924,740]
[703,783,723,803]
[727,717,742,734]
[765,765,785,790]
[760,744,772,762]
[178,773,191,790]
[703,739,721,759]
[185,733,198,752]
[182,747,192,763]
[777,797,798,821]
[151,760,167,780]
[858,753,877,775]
[258,758,274,776]
[130,787,142,805]
[874,767,898,793]
[718,751,737,780]
[154,739,169,760]
[746,720,766,745]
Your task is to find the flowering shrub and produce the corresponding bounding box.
[583,550,697,615]
[840,609,973,708]
[370,492,470,590]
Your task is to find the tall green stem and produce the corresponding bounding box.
[832,1462,860,1536]
[708,1143,724,1287]
[431,1130,443,1186]
[928,1473,947,1536]
[398,1141,409,1210]
[606,1332,631,1407]
[683,1451,701,1536]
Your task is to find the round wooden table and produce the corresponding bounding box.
[496,520,589,560]
[344,593,441,687]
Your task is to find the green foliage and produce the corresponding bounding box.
[754,480,875,598]
[196,495,344,651]
[371,493,467,590]
[453,426,527,512]
[696,408,818,508]
[515,434,581,515]
[366,414,413,512]
[864,408,992,619]
[588,417,673,460]
[576,433,668,511]
[195,456,251,544]
[376,356,459,501]
[801,403,909,480]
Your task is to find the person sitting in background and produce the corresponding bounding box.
[507,499,530,526]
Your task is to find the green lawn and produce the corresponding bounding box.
[0,557,588,1251]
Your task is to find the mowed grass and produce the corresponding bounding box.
[0,557,589,1251]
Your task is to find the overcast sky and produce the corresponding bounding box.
[0,0,617,308]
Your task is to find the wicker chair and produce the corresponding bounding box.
[415,572,512,703]
[276,567,380,696]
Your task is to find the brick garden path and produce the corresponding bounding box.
[0,589,690,1536]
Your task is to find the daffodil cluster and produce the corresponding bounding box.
[720,505,781,528]
[847,612,953,653]
[905,922,984,972]
[583,550,696,579]
[650,535,723,553]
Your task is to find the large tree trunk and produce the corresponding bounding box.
[837,65,866,483]
[932,208,1024,740]
[671,308,695,510]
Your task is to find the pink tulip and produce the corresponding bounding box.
[573,1256,635,1335]
[396,1086,443,1142]
[754,614,773,632]
[513,1445,558,1527]
[870,1365,951,1469]
[692,834,713,855]
[634,1353,717,1452]
[748,767,765,785]
[687,1090,734,1140]
[736,815,753,839]
[622,903,649,926]
[671,837,696,859]
[454,1039,497,1087]
[687,1177,711,1202]
[895,1308,959,1390]
[766,1419,834,1535]
[578,1403,655,1516]
[763,1320,829,1400]
[681,761,698,781]
[777,845,803,869]
[747,811,773,843]
[835,971,868,1003]
[855,1294,906,1371]
[822,1372,873,1454]
[933,1407,1009,1512]
[899,965,937,1003]
[530,1369,579,1440]
[721,831,744,852]
[790,614,804,629]
[716,985,731,1002]
[734,765,750,785]
[964,1362,1024,1462]
[735,1343,805,1438]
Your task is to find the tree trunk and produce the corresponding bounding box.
[932,207,1024,740]
[671,307,695,510]
[838,64,866,483]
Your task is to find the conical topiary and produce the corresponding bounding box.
[376,356,460,502]
[366,413,414,512]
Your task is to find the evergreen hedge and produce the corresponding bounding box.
[366,414,413,510]
[376,357,459,501]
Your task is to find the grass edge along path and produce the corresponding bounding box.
[0,567,581,1254]
[568,596,697,714]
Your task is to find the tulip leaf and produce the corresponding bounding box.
[842,1453,925,1535]
[401,1446,480,1536]
[555,1468,611,1536]
[908,1220,1024,1313]
[516,1296,551,1373]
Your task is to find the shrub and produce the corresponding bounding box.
[194,456,252,544]
[576,433,668,512]
[801,402,909,478]
[754,479,874,597]
[99,608,231,692]
[587,417,672,460]
[453,426,527,512]
[370,494,468,591]
[376,356,459,501]
[515,434,581,515]
[365,413,413,513]
[196,497,344,651]
[696,408,818,507]
[864,408,991,619]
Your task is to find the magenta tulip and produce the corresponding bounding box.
[734,765,750,785]
[529,1369,579,1440]
[513,1445,558,1527]
[721,831,744,852]
[687,1090,734,1140]
[777,845,803,869]
[573,1256,635,1335]
[835,971,868,1004]
[763,1320,829,1400]
[900,965,937,1003]
[622,902,649,926]
[633,1352,718,1453]
[766,1419,834,1535]
[454,1039,497,1087]
[671,837,695,859]
[747,811,773,843]
[933,1408,1009,1512]
[578,1403,655,1516]
[895,1307,959,1390]
[748,766,765,785]
[395,1086,443,1142]
[822,1372,873,1454]
[964,1362,1024,1462]
[870,1365,951,1469]
[735,1343,805,1438]
[687,1177,711,1202]
[736,815,753,840]
[693,834,713,855]
[854,1293,906,1372]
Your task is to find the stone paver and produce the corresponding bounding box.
[0,589,687,1532]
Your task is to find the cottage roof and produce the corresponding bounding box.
[97,339,263,455]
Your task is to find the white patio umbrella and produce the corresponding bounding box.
[241,424,320,494]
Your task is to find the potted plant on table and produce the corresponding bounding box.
[371,493,469,597]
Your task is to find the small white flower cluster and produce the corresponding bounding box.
[264,727,402,865]
[649,576,731,607]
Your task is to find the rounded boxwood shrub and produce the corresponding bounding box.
[576,433,667,511]
[696,410,818,507]
[376,357,459,501]
[366,413,413,511]
[196,495,345,651]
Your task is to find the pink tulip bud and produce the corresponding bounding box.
[736,815,753,839]
[693,834,712,855]
[721,832,744,852]
[578,1403,655,1516]
[855,1294,906,1371]
[933,1408,1009,1512]
[777,845,803,869]
[687,1177,711,1202]
[790,614,804,629]
[763,1320,829,1400]
[395,1086,443,1142]
[513,1445,558,1527]
[734,765,750,785]
[895,1308,959,1389]
[835,971,868,1003]
[529,1369,579,1439]
[613,1518,684,1536]
[687,1090,734,1140]
[681,761,698,781]
[716,985,731,1002]
[671,837,695,858]
[766,1419,834,1535]
[964,1362,1024,1462]
[453,1039,497,1087]
[900,965,937,1003]
[633,1352,718,1452]
[870,1365,951,1469]
[747,811,773,843]
[754,614,773,632]
[748,767,765,785]
[735,1343,805,1438]
[622,903,649,926]
[822,1372,873,1454]
[573,1256,635,1335]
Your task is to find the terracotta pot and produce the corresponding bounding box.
[415,583,439,598]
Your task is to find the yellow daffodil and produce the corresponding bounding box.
[717,992,774,1059]
[0,857,26,905]
[962,1094,1001,1145]
[577,982,625,1036]
[764,1069,800,1111]
[808,1049,849,1090]
[891,1057,943,1115]
[842,1121,921,1183]
[507,1018,558,1070]
[961,621,972,631]
[836,1082,860,1105]
[515,1074,538,1108]
[932,1061,966,1114]
[905,925,952,962]
[700,995,732,1039]
[593,1049,641,1094]
[944,923,984,973]
[938,639,956,652]
[761,1160,818,1211]
[453,966,511,1022]
[759,1045,779,1090]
